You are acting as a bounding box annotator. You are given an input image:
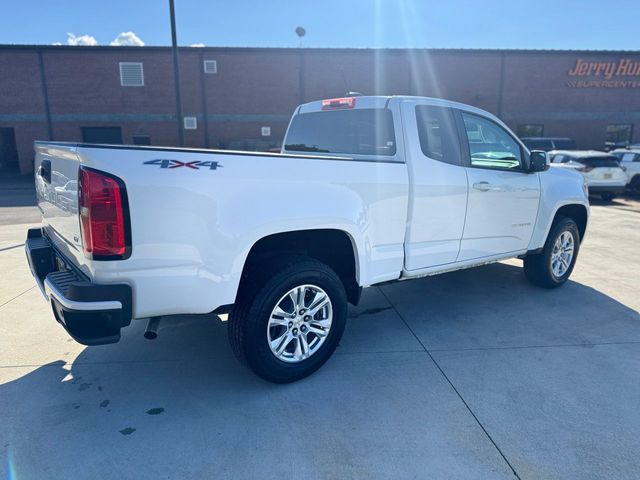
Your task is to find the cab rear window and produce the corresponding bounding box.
[284,108,396,156]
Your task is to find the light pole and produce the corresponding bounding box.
[170,0,184,147]
[296,27,306,105]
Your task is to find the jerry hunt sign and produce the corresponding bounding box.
[567,58,640,88]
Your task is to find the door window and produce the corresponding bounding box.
[415,105,461,165]
[461,113,523,170]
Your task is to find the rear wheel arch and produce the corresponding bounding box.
[238,229,362,305]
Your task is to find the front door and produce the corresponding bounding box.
[457,112,540,261]
[0,128,19,172]
[402,102,468,270]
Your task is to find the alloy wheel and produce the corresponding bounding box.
[550,231,574,278]
[267,284,333,363]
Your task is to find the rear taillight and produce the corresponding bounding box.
[78,166,130,260]
[321,97,356,110]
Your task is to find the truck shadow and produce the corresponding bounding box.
[2,262,639,477]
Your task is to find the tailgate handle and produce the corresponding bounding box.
[39,160,51,184]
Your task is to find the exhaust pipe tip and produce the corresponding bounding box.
[144,317,161,340]
[143,330,158,340]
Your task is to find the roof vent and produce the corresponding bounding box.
[119,62,144,87]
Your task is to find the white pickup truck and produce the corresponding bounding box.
[27,96,589,383]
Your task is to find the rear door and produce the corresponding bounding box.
[401,101,468,270]
[456,111,540,261]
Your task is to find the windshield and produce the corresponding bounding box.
[284,108,396,156]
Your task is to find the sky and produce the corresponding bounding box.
[1,0,639,50]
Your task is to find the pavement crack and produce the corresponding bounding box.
[348,306,393,319]
[0,286,35,309]
[429,340,640,353]
[0,243,25,252]
[377,286,522,480]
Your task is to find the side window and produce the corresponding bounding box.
[461,113,523,170]
[621,153,636,163]
[552,154,565,163]
[415,105,461,165]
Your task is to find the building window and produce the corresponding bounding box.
[132,135,151,145]
[203,60,217,74]
[119,62,144,87]
[184,117,197,130]
[261,126,271,137]
[81,127,123,144]
[517,124,544,138]
[606,124,633,146]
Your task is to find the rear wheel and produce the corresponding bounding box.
[524,217,580,289]
[228,257,347,383]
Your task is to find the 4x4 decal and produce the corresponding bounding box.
[144,159,223,170]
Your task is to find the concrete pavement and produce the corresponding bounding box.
[1,195,639,479]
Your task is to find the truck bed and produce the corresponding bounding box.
[34,141,409,319]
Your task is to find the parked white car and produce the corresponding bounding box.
[27,95,589,382]
[610,148,640,195]
[548,150,627,201]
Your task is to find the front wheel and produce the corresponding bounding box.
[228,257,347,383]
[523,217,580,289]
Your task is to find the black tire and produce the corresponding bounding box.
[523,217,580,289]
[228,256,347,383]
[600,193,615,201]
[631,176,640,196]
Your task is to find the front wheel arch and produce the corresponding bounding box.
[550,204,588,243]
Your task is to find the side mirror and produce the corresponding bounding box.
[529,150,549,173]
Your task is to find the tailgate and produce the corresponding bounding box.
[34,142,84,267]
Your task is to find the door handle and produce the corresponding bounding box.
[473,181,495,192]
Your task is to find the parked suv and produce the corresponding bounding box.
[610,148,640,195]
[522,137,576,151]
[549,150,627,201]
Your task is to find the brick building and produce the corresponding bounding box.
[0,45,639,174]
